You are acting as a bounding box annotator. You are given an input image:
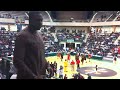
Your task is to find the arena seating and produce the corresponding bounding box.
[0,29,17,58]
[93,11,118,22]
[41,26,120,59]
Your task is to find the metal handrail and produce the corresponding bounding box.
[2,57,12,62]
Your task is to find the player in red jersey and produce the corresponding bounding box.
[67,52,71,63]
[70,60,75,71]
[57,51,61,59]
[76,59,80,69]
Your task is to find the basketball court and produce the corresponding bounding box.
[46,55,120,79]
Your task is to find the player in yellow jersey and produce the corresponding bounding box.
[64,59,68,72]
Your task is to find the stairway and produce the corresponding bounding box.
[51,33,58,42]
[114,36,120,45]
[84,33,89,43]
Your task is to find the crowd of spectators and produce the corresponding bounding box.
[0,13,12,19]
[41,27,120,58]
[42,32,54,41]
[0,25,120,59]
[0,28,17,58]
[94,11,118,22]
[0,13,28,21]
[80,30,120,57]
[40,28,61,53]
[41,28,87,53]
[56,28,86,42]
[96,14,107,22]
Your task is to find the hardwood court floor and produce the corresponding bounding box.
[46,55,120,79]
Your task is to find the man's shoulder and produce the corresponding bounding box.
[36,31,42,36]
[16,27,28,38]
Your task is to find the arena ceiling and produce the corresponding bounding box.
[0,11,119,22]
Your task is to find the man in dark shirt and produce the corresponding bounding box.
[13,11,48,79]
[87,74,91,79]
[61,52,63,61]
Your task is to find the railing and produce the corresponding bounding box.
[0,57,12,79]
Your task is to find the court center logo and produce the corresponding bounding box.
[79,67,117,77]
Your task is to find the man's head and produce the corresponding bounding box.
[78,72,80,75]
[29,11,43,31]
